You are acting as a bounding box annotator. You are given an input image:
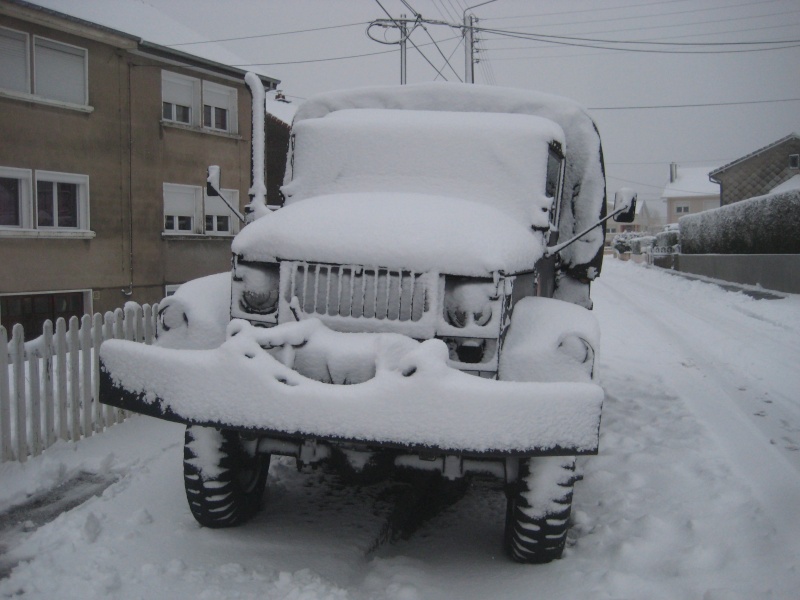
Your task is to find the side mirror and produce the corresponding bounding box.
[206,165,221,197]
[612,188,637,223]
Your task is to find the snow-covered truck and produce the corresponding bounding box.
[100,83,634,563]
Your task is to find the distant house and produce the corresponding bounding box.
[661,163,720,224]
[604,194,665,245]
[0,0,280,334]
[709,133,800,205]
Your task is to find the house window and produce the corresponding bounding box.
[161,72,237,134]
[1,28,88,105]
[204,189,239,234]
[33,37,88,105]
[162,71,201,127]
[35,172,89,229]
[202,81,237,133]
[0,27,30,94]
[1,291,84,335]
[0,167,33,228]
[790,154,799,169]
[164,184,239,235]
[676,205,689,214]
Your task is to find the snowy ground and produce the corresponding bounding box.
[1,259,799,599]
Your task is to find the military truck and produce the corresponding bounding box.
[100,82,634,563]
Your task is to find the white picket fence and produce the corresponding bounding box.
[1,303,159,463]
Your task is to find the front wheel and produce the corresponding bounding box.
[504,456,576,564]
[183,425,270,528]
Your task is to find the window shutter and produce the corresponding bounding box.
[0,28,29,93]
[34,38,86,104]
[202,81,237,133]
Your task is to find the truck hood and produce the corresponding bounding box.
[232,193,546,277]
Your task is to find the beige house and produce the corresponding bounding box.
[661,163,720,224]
[710,133,800,205]
[604,192,665,246]
[0,0,279,333]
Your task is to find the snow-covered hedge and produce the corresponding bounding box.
[679,189,800,254]
[654,229,680,251]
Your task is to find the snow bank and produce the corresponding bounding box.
[101,319,603,454]
[680,189,800,254]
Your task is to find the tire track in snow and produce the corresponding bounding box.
[593,263,800,544]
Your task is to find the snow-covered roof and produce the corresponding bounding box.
[19,0,278,85]
[662,166,719,199]
[265,94,297,127]
[710,133,800,179]
[770,174,800,194]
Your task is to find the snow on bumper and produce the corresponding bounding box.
[99,320,603,456]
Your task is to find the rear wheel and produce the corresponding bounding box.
[504,456,576,563]
[183,425,270,528]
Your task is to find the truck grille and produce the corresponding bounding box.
[287,263,429,322]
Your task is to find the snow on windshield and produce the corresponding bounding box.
[281,108,563,230]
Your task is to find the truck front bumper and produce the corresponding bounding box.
[99,321,603,459]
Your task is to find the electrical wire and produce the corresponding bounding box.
[164,21,369,47]
[589,98,800,110]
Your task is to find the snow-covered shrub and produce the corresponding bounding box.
[679,189,800,254]
[630,236,655,255]
[611,232,643,254]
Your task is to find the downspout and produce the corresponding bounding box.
[122,58,134,296]
[244,72,269,221]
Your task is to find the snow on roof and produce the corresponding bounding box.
[24,0,277,82]
[265,94,297,127]
[662,166,720,199]
[770,174,800,194]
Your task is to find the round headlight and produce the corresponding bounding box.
[236,261,280,315]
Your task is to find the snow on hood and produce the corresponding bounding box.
[231,192,546,276]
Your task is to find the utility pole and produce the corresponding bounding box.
[400,14,407,84]
[464,13,474,84]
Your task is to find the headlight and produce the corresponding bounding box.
[234,260,280,315]
[443,277,495,329]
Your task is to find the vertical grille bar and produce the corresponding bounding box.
[288,263,428,322]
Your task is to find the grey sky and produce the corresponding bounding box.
[148,0,800,206]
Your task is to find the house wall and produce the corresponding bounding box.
[1,8,270,331]
[0,14,133,315]
[714,138,800,205]
[664,195,719,224]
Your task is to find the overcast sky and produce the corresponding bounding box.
[80,0,800,206]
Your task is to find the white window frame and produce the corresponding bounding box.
[35,171,90,230]
[163,183,202,234]
[162,71,201,127]
[0,26,30,95]
[204,188,240,235]
[33,35,88,106]
[202,80,238,134]
[0,166,33,229]
[164,183,240,236]
[676,205,690,214]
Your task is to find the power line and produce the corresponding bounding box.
[233,47,397,67]
[589,98,800,110]
[164,21,369,47]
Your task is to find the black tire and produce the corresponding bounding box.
[183,425,270,528]
[504,456,576,564]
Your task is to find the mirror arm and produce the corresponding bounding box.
[207,166,246,224]
[544,205,628,258]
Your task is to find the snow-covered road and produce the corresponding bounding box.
[1,260,799,599]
